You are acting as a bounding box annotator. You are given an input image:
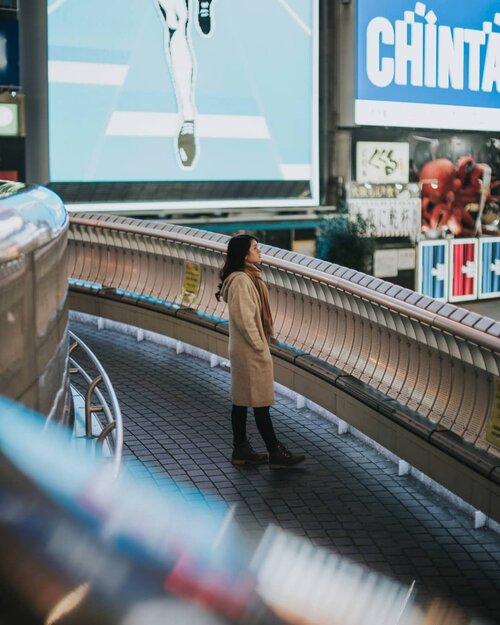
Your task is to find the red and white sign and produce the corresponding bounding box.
[449,239,478,302]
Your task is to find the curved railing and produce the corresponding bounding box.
[0,182,70,421]
[69,330,123,477]
[67,213,500,518]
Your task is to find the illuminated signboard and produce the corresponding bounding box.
[47,0,319,209]
[479,237,500,299]
[0,102,18,136]
[356,0,500,131]
[449,238,478,301]
[355,141,410,183]
[0,19,20,87]
[418,241,448,300]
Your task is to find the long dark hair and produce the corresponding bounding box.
[215,234,256,301]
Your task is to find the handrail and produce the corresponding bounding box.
[69,330,123,477]
[69,214,499,351]
[1,183,69,423]
[67,214,500,460]
[1,182,68,263]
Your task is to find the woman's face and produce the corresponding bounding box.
[245,239,261,265]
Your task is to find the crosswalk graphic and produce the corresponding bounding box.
[47,0,318,203]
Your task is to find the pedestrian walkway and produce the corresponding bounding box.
[70,319,500,624]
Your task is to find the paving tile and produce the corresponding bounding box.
[70,320,500,625]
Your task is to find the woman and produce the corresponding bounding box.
[216,234,305,469]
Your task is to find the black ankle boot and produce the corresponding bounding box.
[231,440,268,465]
[269,442,305,469]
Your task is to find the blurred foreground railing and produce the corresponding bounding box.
[1,396,476,625]
[67,213,500,521]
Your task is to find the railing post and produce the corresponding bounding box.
[97,422,116,447]
[85,375,103,436]
[69,329,123,477]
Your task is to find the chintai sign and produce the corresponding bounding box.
[356,0,500,131]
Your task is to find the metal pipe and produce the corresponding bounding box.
[85,375,102,437]
[67,215,499,457]
[69,330,123,477]
[97,421,116,446]
[70,360,114,435]
[69,215,500,352]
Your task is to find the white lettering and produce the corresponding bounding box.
[366,17,394,88]
[482,32,500,92]
[464,29,486,91]
[424,24,437,87]
[395,20,424,86]
[365,7,499,96]
[438,26,464,89]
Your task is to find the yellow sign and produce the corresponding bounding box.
[182,261,201,305]
[486,378,500,448]
[292,239,316,257]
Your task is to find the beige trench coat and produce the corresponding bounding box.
[221,271,275,407]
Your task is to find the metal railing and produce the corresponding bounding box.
[0,182,69,421]
[69,329,123,477]
[67,213,500,460]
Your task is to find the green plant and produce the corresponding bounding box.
[316,214,375,274]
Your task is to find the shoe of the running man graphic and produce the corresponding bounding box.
[198,0,213,36]
[177,120,197,168]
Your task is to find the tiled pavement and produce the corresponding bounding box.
[71,319,500,624]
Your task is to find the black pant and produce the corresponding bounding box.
[231,404,278,452]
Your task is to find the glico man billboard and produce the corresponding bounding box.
[355,0,500,131]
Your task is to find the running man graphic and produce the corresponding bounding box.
[154,0,215,169]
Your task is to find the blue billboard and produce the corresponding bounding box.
[47,0,319,208]
[356,1,500,131]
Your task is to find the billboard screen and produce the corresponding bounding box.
[47,0,319,209]
[0,102,18,136]
[0,18,20,88]
[356,0,500,131]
